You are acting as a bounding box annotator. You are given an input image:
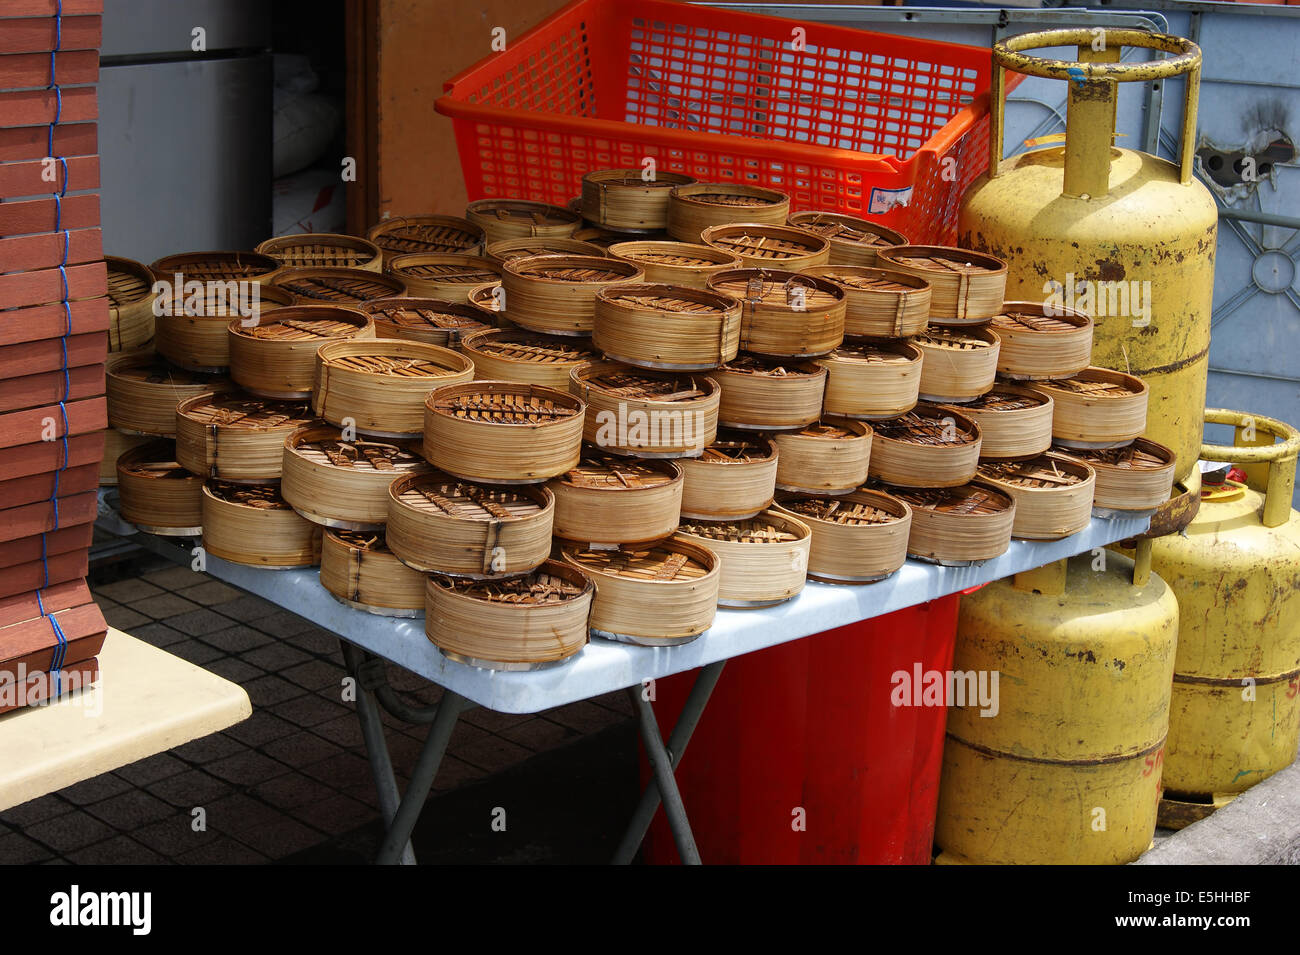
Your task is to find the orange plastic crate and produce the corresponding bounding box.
[436,0,1009,244]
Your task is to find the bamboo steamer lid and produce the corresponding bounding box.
[227,305,376,399]
[943,384,1053,461]
[889,481,1016,565]
[1034,366,1149,449]
[320,529,427,617]
[281,425,430,529]
[425,560,593,670]
[461,328,596,388]
[100,428,152,486]
[116,439,204,535]
[775,488,911,584]
[559,538,720,645]
[201,480,323,568]
[1054,438,1176,514]
[707,268,846,358]
[358,297,490,348]
[914,324,1001,403]
[606,240,741,289]
[712,354,826,431]
[593,284,741,371]
[800,265,932,338]
[154,283,294,372]
[678,430,778,520]
[772,419,871,494]
[569,361,720,458]
[367,215,485,265]
[666,183,790,242]
[104,256,157,352]
[550,453,683,544]
[256,233,383,272]
[150,250,281,284]
[466,282,505,322]
[977,452,1096,541]
[385,253,502,302]
[501,255,644,336]
[874,245,1008,324]
[581,169,695,233]
[818,339,923,419]
[268,266,406,304]
[675,510,811,606]
[786,212,908,268]
[485,237,606,264]
[106,354,234,436]
[869,404,982,488]
[465,198,582,245]
[174,392,313,482]
[700,223,830,271]
[990,301,1093,380]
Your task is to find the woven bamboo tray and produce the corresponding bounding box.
[385,253,502,302]
[889,481,1016,565]
[201,481,323,568]
[712,354,826,431]
[675,510,810,606]
[677,430,778,520]
[666,183,790,242]
[268,267,405,305]
[106,354,234,436]
[818,339,923,419]
[423,381,585,483]
[1035,367,1149,449]
[593,284,741,371]
[914,325,1001,402]
[426,560,593,670]
[1056,438,1176,515]
[465,199,582,244]
[944,385,1053,461]
[312,339,474,437]
[786,212,909,267]
[977,452,1096,541]
[801,266,932,338]
[775,488,911,584]
[707,269,846,358]
[580,169,695,233]
[321,529,427,617]
[105,256,158,352]
[559,539,720,645]
[116,439,204,535]
[466,282,505,321]
[991,301,1094,380]
[606,240,741,289]
[773,419,872,494]
[366,215,485,265]
[281,425,430,529]
[99,428,151,486]
[228,305,375,399]
[875,245,1007,323]
[485,237,606,264]
[869,404,982,488]
[358,297,490,348]
[151,250,281,284]
[174,392,313,482]
[501,255,644,336]
[386,472,553,578]
[569,361,719,458]
[550,454,683,544]
[700,223,830,271]
[256,233,383,273]
[460,329,596,388]
[154,283,294,372]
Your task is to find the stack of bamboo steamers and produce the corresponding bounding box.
[100,168,1175,671]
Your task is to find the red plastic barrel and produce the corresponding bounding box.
[643,595,961,864]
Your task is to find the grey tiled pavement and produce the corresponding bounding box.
[0,554,634,864]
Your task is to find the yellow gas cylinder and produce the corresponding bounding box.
[959,30,1217,484]
[935,549,1178,864]
[1146,410,1300,802]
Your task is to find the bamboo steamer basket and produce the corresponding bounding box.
[801,266,931,338]
[675,510,810,606]
[943,385,1053,461]
[569,361,719,458]
[256,233,382,272]
[1055,438,1176,515]
[174,392,313,481]
[786,212,908,267]
[775,488,911,584]
[869,404,982,488]
[581,169,695,232]
[228,306,375,399]
[268,267,405,305]
[426,560,593,670]
[358,297,490,348]
[1034,367,1149,449]
[201,481,323,568]
[105,256,158,352]
[678,430,778,520]
[116,439,204,535]
[465,199,581,245]
[150,250,280,284]
[874,245,1007,323]
[367,215,485,265]
[154,283,294,372]
[707,269,846,358]
[320,529,427,617]
[818,339,923,419]
[501,255,643,336]
[593,284,741,370]
[99,428,151,486]
[666,183,790,242]
[712,354,825,430]
[281,425,430,529]
[106,354,233,436]
[466,282,505,322]
[606,241,740,289]
[889,481,1016,565]
[559,539,720,645]
[977,452,1096,541]
[313,339,474,437]
[461,328,596,388]
[990,301,1093,380]
[385,253,502,302]
[550,454,683,544]
[700,223,830,271]
[485,237,605,264]
[386,472,553,578]
[773,419,872,494]
[574,225,643,249]
[914,324,1001,403]
[423,381,585,483]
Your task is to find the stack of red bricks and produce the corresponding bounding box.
[0,0,108,712]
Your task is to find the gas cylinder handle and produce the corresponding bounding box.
[1201,408,1300,529]
[988,29,1202,191]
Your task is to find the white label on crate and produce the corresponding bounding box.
[868,186,912,215]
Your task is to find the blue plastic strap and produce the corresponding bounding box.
[35,590,67,700]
